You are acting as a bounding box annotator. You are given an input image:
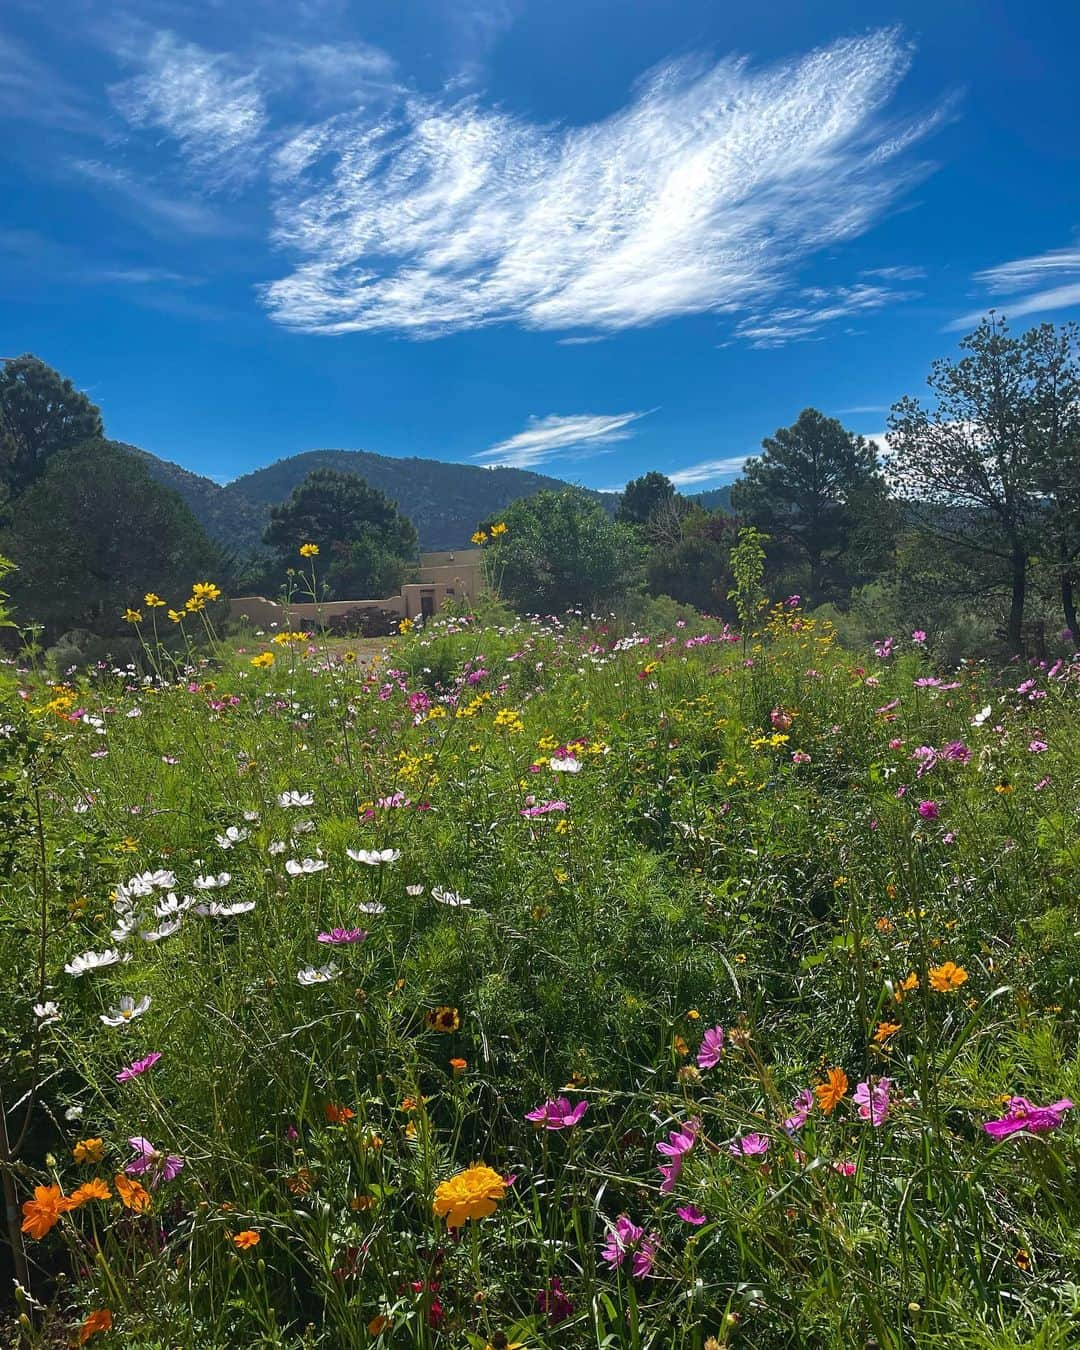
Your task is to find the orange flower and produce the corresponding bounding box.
[929,961,968,993]
[894,971,919,1002]
[324,1103,356,1125]
[873,1022,902,1043]
[349,1194,375,1211]
[814,1067,849,1115]
[73,1138,105,1164]
[114,1173,151,1213]
[875,916,894,934]
[425,1006,460,1033]
[367,1314,391,1336]
[432,1163,505,1227]
[20,1184,70,1239]
[77,1308,112,1343]
[449,1057,467,1075]
[233,1230,261,1249]
[67,1178,112,1208]
[673,1035,690,1058]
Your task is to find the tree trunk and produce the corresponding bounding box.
[1063,569,1079,648]
[1006,544,1026,655]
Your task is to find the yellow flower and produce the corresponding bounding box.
[929,961,968,993]
[894,971,919,1002]
[250,652,275,668]
[73,1138,105,1164]
[144,593,165,607]
[232,1230,261,1249]
[185,596,204,613]
[167,609,185,623]
[814,1067,848,1115]
[123,608,142,625]
[299,543,319,557]
[484,1335,524,1350]
[489,521,507,536]
[191,581,221,601]
[432,1163,505,1227]
[398,617,414,633]
[425,1006,460,1033]
[471,530,488,545]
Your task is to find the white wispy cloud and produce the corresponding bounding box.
[260,28,942,336]
[668,455,751,488]
[0,29,95,133]
[69,159,234,236]
[735,282,920,347]
[836,404,890,414]
[476,411,649,469]
[109,32,267,184]
[861,264,926,281]
[946,241,1080,330]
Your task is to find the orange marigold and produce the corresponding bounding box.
[233,1230,261,1249]
[77,1309,113,1344]
[114,1173,151,1213]
[814,1067,849,1115]
[929,961,968,993]
[20,1184,70,1239]
[432,1163,505,1228]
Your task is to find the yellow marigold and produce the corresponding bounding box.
[250,652,275,668]
[894,971,919,1002]
[144,593,165,607]
[73,1138,105,1164]
[123,608,142,625]
[432,1163,505,1227]
[929,961,968,993]
[814,1066,849,1115]
[299,543,319,557]
[114,1173,151,1213]
[232,1229,261,1249]
[425,1006,460,1033]
[77,1309,113,1344]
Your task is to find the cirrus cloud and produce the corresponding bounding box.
[476,410,649,469]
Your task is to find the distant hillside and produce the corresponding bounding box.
[689,484,733,513]
[132,445,621,556]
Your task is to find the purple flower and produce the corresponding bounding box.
[1028,739,1048,753]
[729,1132,769,1158]
[942,740,972,763]
[676,1204,707,1225]
[601,1214,643,1269]
[520,800,568,818]
[631,1232,659,1278]
[917,800,939,820]
[911,629,927,644]
[983,1096,1073,1139]
[782,1087,815,1134]
[656,1118,698,1159]
[317,927,368,944]
[853,1077,892,1127]
[537,1276,573,1325]
[116,1051,162,1083]
[525,1096,589,1130]
[697,1024,724,1069]
[658,1159,682,1193]
[125,1136,184,1186]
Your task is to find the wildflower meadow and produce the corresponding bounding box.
[3,577,1079,1348]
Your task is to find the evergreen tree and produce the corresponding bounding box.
[0,355,103,509]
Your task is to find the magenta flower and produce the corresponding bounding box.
[782,1087,815,1134]
[601,1214,642,1269]
[116,1051,162,1083]
[520,800,568,818]
[911,629,927,644]
[983,1096,1074,1139]
[537,1276,573,1325]
[525,1096,589,1130]
[697,1024,725,1069]
[631,1232,659,1278]
[658,1159,681,1193]
[1028,739,1048,753]
[832,1159,857,1176]
[317,927,368,944]
[676,1204,707,1225]
[729,1132,769,1158]
[917,800,939,820]
[853,1077,892,1127]
[125,1136,184,1186]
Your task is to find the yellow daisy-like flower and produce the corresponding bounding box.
[191,581,222,601]
[489,521,507,536]
[123,608,142,625]
[299,543,319,557]
[432,1163,505,1227]
[471,530,488,545]
[167,609,185,623]
[928,961,968,993]
[398,617,414,633]
[250,652,275,668]
[143,593,165,607]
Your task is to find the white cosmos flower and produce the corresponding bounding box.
[215,826,249,849]
[154,892,194,917]
[267,841,287,855]
[285,858,328,876]
[65,949,131,977]
[347,848,402,865]
[278,791,314,808]
[405,885,425,896]
[101,995,151,1027]
[33,1001,61,1024]
[142,918,182,942]
[432,888,472,907]
[193,900,257,917]
[972,705,993,727]
[297,963,340,986]
[243,810,260,822]
[550,756,582,773]
[110,914,140,943]
[358,901,386,915]
[291,819,316,835]
[193,872,231,890]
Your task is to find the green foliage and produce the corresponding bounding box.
[727,523,769,637]
[263,468,418,600]
[0,439,222,646]
[486,488,644,613]
[616,471,677,526]
[0,354,103,511]
[645,508,737,615]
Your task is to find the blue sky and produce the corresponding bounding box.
[1,0,1078,491]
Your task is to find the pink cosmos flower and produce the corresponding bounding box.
[125,1136,184,1186]
[317,927,368,944]
[729,1132,769,1157]
[600,1214,642,1269]
[832,1160,857,1176]
[791,750,811,764]
[917,800,939,820]
[853,1077,892,1127]
[1028,740,1048,753]
[525,1096,589,1130]
[520,801,568,818]
[983,1096,1074,1139]
[676,1204,707,1225]
[537,1276,573,1325]
[911,629,927,644]
[697,1025,724,1069]
[782,1088,815,1134]
[116,1051,162,1083]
